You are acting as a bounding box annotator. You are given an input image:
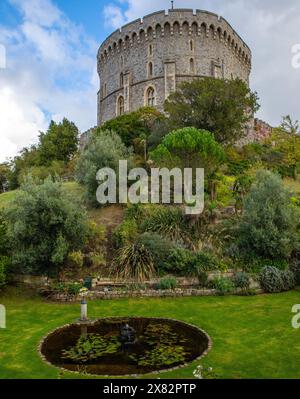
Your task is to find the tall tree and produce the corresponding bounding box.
[38,118,79,165]
[164,78,259,145]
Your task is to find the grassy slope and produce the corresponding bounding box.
[0,288,299,379]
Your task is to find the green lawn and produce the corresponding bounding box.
[0,288,299,379]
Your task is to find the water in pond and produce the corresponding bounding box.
[40,317,210,376]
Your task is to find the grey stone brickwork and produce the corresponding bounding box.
[97,8,252,125]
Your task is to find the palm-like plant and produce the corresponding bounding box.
[112,242,155,282]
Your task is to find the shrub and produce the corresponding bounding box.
[68,251,84,268]
[164,248,196,276]
[52,281,83,296]
[194,251,219,272]
[5,177,89,277]
[113,242,155,282]
[137,232,174,274]
[112,219,138,249]
[259,266,284,293]
[290,260,300,285]
[102,107,163,147]
[281,270,296,291]
[141,206,188,243]
[212,276,235,295]
[197,270,208,288]
[157,277,177,290]
[237,170,300,259]
[232,272,250,289]
[76,129,132,206]
[0,256,9,288]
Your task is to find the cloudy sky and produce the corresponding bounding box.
[0,0,299,162]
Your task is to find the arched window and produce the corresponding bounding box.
[117,96,125,116]
[146,87,155,106]
[148,62,153,78]
[120,72,124,87]
[190,40,194,51]
[190,58,195,74]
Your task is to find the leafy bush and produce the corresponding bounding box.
[197,270,208,288]
[137,232,174,273]
[113,242,155,282]
[232,272,250,289]
[156,277,177,290]
[259,266,284,293]
[102,107,164,147]
[68,251,84,268]
[76,129,132,206]
[0,256,9,288]
[5,178,89,276]
[194,251,219,272]
[290,260,300,285]
[52,281,83,296]
[281,270,296,291]
[141,206,188,243]
[212,276,235,295]
[112,219,138,249]
[237,170,300,260]
[164,248,196,276]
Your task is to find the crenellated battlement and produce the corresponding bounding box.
[98,9,251,69]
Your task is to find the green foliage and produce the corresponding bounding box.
[212,276,235,295]
[281,270,296,291]
[52,281,84,296]
[237,170,300,260]
[113,241,155,281]
[131,323,188,368]
[68,251,84,269]
[0,256,9,288]
[147,118,172,150]
[259,266,284,293]
[150,127,225,178]
[280,115,300,135]
[156,277,177,290]
[137,232,175,273]
[134,344,187,368]
[141,206,188,243]
[5,178,88,276]
[0,163,12,193]
[112,219,138,249]
[164,248,196,276]
[197,270,208,287]
[62,333,121,363]
[101,107,164,147]
[38,119,79,165]
[232,272,250,290]
[165,78,259,145]
[76,129,132,206]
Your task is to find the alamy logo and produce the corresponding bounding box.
[0,304,5,329]
[291,44,300,69]
[96,160,205,215]
[292,304,300,329]
[0,44,6,69]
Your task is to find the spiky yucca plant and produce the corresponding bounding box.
[113,242,155,282]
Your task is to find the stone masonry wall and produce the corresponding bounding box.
[97,8,252,124]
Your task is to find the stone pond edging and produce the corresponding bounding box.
[38,316,213,378]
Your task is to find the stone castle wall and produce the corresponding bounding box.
[97,8,252,124]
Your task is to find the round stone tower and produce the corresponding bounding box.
[97,8,252,125]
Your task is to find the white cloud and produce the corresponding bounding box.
[103,0,300,127]
[103,5,127,29]
[0,0,98,163]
